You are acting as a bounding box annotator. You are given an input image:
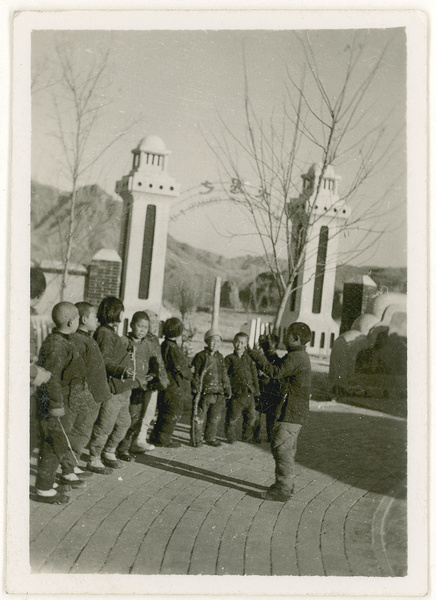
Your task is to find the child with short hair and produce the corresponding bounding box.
[132,310,169,451]
[117,311,168,460]
[61,302,112,478]
[34,302,84,503]
[249,322,312,502]
[191,328,231,447]
[253,333,283,443]
[225,332,260,444]
[150,317,192,448]
[87,297,135,473]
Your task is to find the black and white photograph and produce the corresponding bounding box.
[6,6,428,597]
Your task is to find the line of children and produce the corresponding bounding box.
[32,286,312,504]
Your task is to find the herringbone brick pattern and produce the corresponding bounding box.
[30,401,407,576]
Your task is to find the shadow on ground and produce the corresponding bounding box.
[176,406,406,498]
[134,453,266,497]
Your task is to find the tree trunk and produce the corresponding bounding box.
[60,178,77,301]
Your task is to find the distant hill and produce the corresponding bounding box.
[31,180,407,309]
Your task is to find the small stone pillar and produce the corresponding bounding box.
[85,249,122,308]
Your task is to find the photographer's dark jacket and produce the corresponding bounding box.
[250,346,311,425]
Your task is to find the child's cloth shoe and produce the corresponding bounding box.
[87,458,113,475]
[117,452,135,462]
[58,474,87,489]
[154,440,181,448]
[35,489,70,504]
[262,484,294,502]
[205,440,222,447]
[131,442,155,453]
[102,452,122,469]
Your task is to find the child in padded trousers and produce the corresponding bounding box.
[61,302,112,480]
[225,332,260,444]
[191,328,231,447]
[249,322,312,502]
[34,302,85,504]
[87,297,135,473]
[150,318,192,448]
[117,311,169,461]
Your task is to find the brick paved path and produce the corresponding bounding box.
[29,401,407,576]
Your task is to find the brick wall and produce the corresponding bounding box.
[85,250,122,307]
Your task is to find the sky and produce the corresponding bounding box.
[31,27,407,267]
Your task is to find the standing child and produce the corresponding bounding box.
[132,310,169,451]
[249,322,312,502]
[191,328,231,447]
[87,297,135,473]
[117,311,168,461]
[225,332,260,444]
[61,302,112,479]
[150,317,192,448]
[34,302,84,504]
[253,333,283,444]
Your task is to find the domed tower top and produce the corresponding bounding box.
[302,163,341,196]
[131,134,171,173]
[136,135,170,156]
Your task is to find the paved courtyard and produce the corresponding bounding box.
[29,400,407,577]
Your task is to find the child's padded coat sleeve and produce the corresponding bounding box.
[168,344,192,380]
[38,338,71,411]
[150,340,169,389]
[249,356,261,397]
[191,352,205,394]
[251,349,303,380]
[95,327,126,378]
[222,356,232,397]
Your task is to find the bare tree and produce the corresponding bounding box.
[35,41,136,300]
[172,32,405,329]
[175,281,198,324]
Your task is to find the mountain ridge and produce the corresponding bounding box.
[30,180,407,307]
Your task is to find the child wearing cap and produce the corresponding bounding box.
[191,328,231,447]
[150,318,192,448]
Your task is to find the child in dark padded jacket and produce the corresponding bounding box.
[249,322,312,502]
[150,318,192,448]
[61,302,112,480]
[34,302,84,504]
[225,332,260,444]
[87,297,135,474]
[191,328,231,447]
[117,311,169,461]
[253,333,283,443]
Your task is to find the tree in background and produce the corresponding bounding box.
[32,40,136,300]
[172,32,405,328]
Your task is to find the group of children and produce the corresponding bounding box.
[30,267,312,505]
